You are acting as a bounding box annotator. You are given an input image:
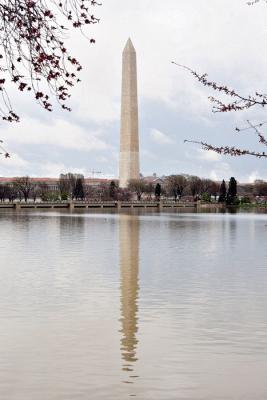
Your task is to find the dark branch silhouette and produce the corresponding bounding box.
[247,0,267,5]
[0,139,10,158]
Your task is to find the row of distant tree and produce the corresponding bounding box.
[128,176,239,205]
[0,174,264,204]
[0,176,87,203]
[129,176,267,204]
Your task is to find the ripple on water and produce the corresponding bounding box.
[0,210,267,399]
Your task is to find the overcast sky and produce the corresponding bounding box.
[1,0,267,181]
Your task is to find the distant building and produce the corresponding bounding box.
[0,177,121,194]
[0,177,59,192]
[84,178,118,190]
[60,173,84,180]
[143,176,165,186]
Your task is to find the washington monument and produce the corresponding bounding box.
[119,38,140,188]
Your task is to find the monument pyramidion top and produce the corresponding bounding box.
[123,38,136,53]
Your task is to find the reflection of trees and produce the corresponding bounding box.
[119,214,140,372]
[59,214,86,248]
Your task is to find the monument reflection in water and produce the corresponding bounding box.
[119,214,140,382]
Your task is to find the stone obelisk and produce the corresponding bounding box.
[119,38,140,188]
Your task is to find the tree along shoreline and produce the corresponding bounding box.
[0,174,266,207]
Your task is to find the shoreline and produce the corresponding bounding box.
[0,201,265,211]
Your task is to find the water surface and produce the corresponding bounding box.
[0,209,267,399]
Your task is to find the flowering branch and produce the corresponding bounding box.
[185,140,267,158]
[172,0,267,160]
[0,0,101,122]
[171,62,267,113]
[236,120,267,146]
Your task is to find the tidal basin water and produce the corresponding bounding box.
[0,209,267,400]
